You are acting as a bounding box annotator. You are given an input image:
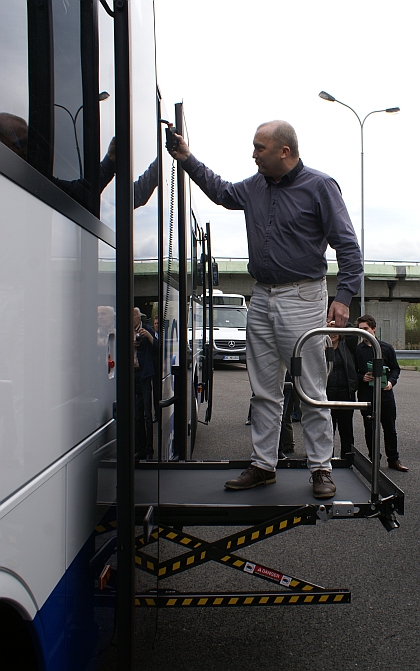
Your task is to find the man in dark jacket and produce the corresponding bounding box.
[134,308,158,459]
[355,314,408,472]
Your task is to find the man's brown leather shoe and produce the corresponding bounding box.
[225,465,276,490]
[311,469,336,498]
[389,460,409,472]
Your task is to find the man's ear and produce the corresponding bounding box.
[280,145,291,159]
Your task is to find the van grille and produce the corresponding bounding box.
[214,340,246,350]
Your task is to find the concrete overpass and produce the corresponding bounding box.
[212,259,420,348]
[99,258,420,349]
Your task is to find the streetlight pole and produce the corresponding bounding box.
[318,91,400,316]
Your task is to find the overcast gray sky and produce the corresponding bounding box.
[154,0,419,262]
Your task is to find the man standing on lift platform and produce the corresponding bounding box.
[168,120,362,498]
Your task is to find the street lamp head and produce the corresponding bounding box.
[99,91,110,101]
[319,91,336,102]
[385,107,400,114]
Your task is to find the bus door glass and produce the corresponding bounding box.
[128,0,160,601]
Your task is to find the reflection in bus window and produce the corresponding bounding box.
[0,113,28,159]
[0,1,118,216]
[99,1,116,229]
[0,4,29,152]
[0,109,116,206]
[132,2,158,262]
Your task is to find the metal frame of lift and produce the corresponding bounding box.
[131,327,404,608]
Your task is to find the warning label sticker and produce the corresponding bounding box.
[243,561,291,586]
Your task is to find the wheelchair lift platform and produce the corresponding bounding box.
[100,327,404,608]
[98,450,404,608]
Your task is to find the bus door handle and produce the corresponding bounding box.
[160,396,178,408]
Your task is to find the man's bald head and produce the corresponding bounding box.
[256,120,299,158]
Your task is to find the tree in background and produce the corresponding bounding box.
[405,303,420,349]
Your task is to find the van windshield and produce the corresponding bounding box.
[213,308,247,328]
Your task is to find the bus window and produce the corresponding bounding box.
[0,1,115,218]
[52,0,84,182]
[98,2,116,231]
[51,0,112,214]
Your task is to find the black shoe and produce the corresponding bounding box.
[311,470,336,498]
[278,451,287,460]
[283,446,295,454]
[225,465,276,490]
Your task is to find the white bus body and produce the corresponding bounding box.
[1,3,213,668]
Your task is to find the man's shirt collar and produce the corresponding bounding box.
[265,158,304,186]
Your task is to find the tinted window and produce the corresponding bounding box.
[131,1,159,310]
[52,0,84,181]
[0,1,115,220]
[0,4,29,157]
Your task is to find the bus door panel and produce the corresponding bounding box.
[130,0,160,605]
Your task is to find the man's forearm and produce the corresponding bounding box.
[182,154,244,210]
[134,158,158,208]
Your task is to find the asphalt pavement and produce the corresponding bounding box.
[100,365,420,671]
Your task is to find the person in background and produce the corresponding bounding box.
[326,323,358,458]
[97,306,115,347]
[355,314,408,472]
[246,372,291,460]
[280,374,296,455]
[280,398,296,452]
[134,308,157,460]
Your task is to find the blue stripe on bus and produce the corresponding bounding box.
[31,533,115,671]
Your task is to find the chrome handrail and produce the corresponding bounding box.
[291,327,382,501]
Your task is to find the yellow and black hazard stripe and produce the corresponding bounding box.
[95,519,117,535]
[136,527,159,547]
[135,527,214,577]
[217,507,317,552]
[135,540,323,591]
[135,590,351,608]
[137,526,205,548]
[135,507,316,552]
[135,546,209,577]
[134,511,321,586]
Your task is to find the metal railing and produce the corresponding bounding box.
[396,350,420,360]
[291,327,382,502]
